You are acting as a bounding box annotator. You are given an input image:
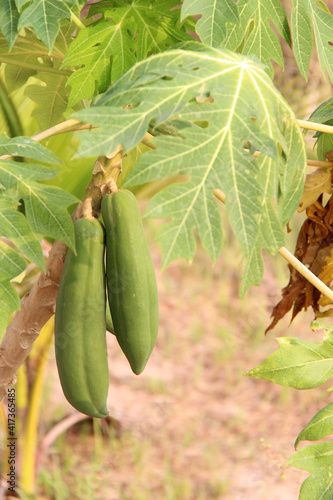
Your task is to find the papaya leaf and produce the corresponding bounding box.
[0,133,61,163]
[292,0,333,82]
[0,240,27,339]
[287,442,333,500]
[295,403,333,449]
[63,0,193,107]
[212,0,290,75]
[0,159,78,251]
[24,73,71,130]
[22,23,79,128]
[74,42,306,276]
[246,329,333,389]
[0,29,44,93]
[0,195,44,269]
[181,0,239,47]
[306,98,333,161]
[17,0,72,52]
[0,0,20,49]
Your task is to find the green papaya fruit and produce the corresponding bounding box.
[101,189,159,375]
[55,217,109,418]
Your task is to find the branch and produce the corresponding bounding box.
[0,56,72,76]
[298,119,333,134]
[307,159,333,169]
[71,11,85,30]
[213,189,333,303]
[0,148,123,402]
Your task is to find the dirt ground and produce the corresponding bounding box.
[36,227,331,500]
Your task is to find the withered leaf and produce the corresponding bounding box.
[298,169,332,213]
[266,195,333,333]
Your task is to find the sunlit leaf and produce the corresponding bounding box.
[0,159,78,251]
[295,403,333,449]
[287,442,333,500]
[0,0,20,49]
[63,0,193,107]
[246,329,333,389]
[0,240,27,338]
[0,133,61,163]
[292,0,333,82]
[74,42,306,280]
[17,0,71,52]
[181,0,239,47]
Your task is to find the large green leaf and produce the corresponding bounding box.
[239,0,291,75]
[24,73,71,130]
[0,159,78,247]
[295,403,333,449]
[0,22,78,128]
[74,42,306,280]
[0,136,78,337]
[181,0,239,47]
[246,329,333,389]
[0,240,27,339]
[291,0,333,82]
[17,0,72,52]
[0,194,44,269]
[0,133,61,163]
[62,0,193,107]
[287,443,333,500]
[0,0,20,49]
[182,0,291,74]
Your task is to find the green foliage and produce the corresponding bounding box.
[17,0,72,53]
[287,443,333,499]
[181,0,239,47]
[238,0,291,75]
[0,133,61,162]
[74,42,306,276]
[0,239,26,335]
[295,402,333,448]
[0,157,78,250]
[247,322,333,498]
[0,135,78,335]
[291,0,333,82]
[246,331,333,389]
[306,98,333,161]
[62,0,193,107]
[0,0,20,50]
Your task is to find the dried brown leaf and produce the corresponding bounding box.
[298,169,332,212]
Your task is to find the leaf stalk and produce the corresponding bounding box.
[213,189,333,303]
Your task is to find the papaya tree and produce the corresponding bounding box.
[1,1,333,498]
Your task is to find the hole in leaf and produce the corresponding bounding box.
[242,140,256,155]
[193,120,209,128]
[196,93,215,103]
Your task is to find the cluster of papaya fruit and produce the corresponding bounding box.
[54,189,159,418]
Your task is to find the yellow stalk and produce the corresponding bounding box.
[213,189,333,303]
[71,11,85,30]
[20,316,54,494]
[298,119,333,134]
